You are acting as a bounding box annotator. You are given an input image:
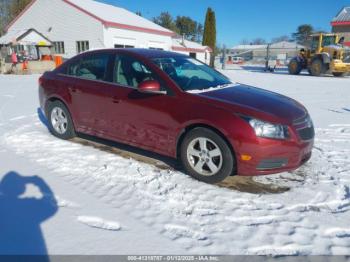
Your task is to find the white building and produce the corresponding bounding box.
[172,37,212,64]
[3,0,211,63]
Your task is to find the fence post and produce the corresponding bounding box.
[0,57,5,74]
[222,45,226,70]
[265,44,271,71]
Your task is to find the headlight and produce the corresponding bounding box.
[248,118,289,139]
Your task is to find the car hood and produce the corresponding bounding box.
[196,84,306,122]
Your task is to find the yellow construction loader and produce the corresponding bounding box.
[289,33,350,77]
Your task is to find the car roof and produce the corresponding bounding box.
[82,48,188,59]
[54,48,190,74]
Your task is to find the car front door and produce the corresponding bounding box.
[104,54,180,156]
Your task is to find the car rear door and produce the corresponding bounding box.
[65,52,115,136]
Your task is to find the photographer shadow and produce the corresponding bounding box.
[0,171,58,260]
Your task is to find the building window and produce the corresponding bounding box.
[189,52,197,59]
[53,41,65,54]
[14,45,25,53]
[76,41,89,54]
[114,44,134,48]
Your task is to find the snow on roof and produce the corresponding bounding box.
[232,41,303,51]
[171,37,212,52]
[0,29,29,44]
[270,41,304,49]
[332,7,350,22]
[0,28,51,45]
[66,0,174,35]
[231,44,267,50]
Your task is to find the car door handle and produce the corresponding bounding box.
[112,97,120,104]
[69,87,83,94]
[69,87,77,93]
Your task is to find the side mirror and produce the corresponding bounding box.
[138,80,166,95]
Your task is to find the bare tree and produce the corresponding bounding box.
[271,35,290,43]
[239,39,250,45]
[0,0,11,36]
[0,0,32,36]
[9,0,32,20]
[251,38,267,45]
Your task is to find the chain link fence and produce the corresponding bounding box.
[229,45,302,66]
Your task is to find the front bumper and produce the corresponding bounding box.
[38,84,46,113]
[332,61,350,73]
[233,114,314,176]
[236,138,313,176]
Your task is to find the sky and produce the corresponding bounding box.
[99,0,349,47]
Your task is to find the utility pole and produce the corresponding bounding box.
[222,45,226,70]
[265,43,270,71]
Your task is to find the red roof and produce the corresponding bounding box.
[331,7,350,26]
[331,21,350,26]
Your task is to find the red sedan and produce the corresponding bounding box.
[39,49,314,184]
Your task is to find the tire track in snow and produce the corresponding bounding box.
[1,116,350,254]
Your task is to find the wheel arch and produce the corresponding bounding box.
[312,53,330,64]
[176,123,237,168]
[45,96,70,117]
[320,52,331,64]
[293,55,305,63]
[45,96,77,131]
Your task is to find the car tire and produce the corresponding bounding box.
[309,59,325,76]
[288,58,302,75]
[180,127,235,184]
[47,100,76,140]
[332,72,344,77]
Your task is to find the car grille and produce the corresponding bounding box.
[293,114,315,141]
[257,158,288,170]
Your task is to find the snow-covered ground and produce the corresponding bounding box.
[0,67,349,255]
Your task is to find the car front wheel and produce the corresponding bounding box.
[47,100,76,140]
[180,127,235,183]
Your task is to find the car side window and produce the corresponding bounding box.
[66,60,80,76]
[67,53,109,81]
[113,55,162,89]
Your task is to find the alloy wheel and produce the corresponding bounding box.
[51,107,68,135]
[186,137,223,176]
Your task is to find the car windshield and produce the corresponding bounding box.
[322,35,336,46]
[152,57,232,92]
